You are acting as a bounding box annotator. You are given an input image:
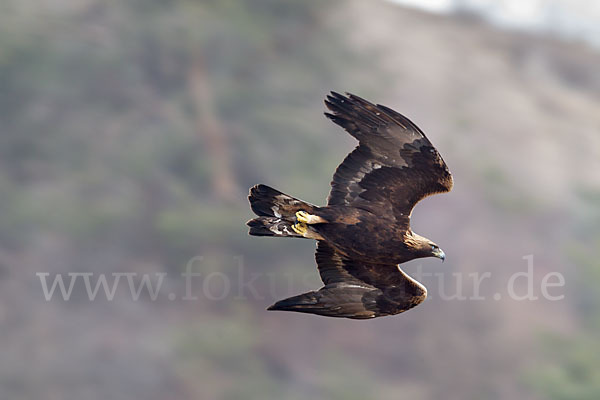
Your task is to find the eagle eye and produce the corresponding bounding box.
[431,245,437,251]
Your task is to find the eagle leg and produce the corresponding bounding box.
[291,222,308,236]
[296,210,327,224]
[291,222,324,240]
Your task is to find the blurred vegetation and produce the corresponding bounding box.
[528,190,600,400]
[0,0,367,263]
[0,1,388,399]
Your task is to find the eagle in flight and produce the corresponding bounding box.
[247,92,453,319]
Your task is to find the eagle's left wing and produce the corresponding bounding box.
[268,242,427,319]
[324,92,453,219]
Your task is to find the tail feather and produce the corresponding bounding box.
[247,217,302,238]
[249,184,314,218]
[247,184,315,238]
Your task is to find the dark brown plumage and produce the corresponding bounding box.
[247,92,453,319]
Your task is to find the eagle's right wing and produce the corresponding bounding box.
[267,242,427,319]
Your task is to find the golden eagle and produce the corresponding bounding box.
[247,92,453,319]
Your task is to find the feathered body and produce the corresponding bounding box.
[247,92,453,319]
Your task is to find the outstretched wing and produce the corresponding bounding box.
[268,242,427,319]
[324,92,453,218]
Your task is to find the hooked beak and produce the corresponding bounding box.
[433,248,446,262]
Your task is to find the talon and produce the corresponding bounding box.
[296,210,327,224]
[291,222,308,236]
[296,210,310,224]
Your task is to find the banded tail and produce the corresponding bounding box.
[247,184,317,238]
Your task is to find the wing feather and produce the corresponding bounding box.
[324,92,453,218]
[296,241,428,318]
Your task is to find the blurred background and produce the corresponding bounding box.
[1,0,599,399]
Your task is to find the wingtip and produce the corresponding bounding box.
[327,91,349,104]
[267,301,288,311]
[324,92,351,114]
[347,92,379,109]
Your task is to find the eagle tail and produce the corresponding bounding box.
[248,184,315,218]
[247,216,303,238]
[247,184,317,238]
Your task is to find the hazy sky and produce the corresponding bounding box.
[388,0,600,49]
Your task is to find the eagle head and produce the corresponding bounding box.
[429,243,446,262]
[408,232,446,262]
